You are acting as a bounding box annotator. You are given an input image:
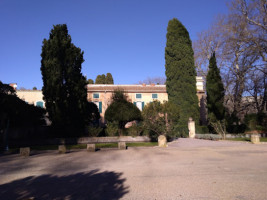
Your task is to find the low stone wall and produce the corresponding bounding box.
[9,136,151,147]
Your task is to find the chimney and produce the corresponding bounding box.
[142,83,146,87]
[151,83,155,86]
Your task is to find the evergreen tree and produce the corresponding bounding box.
[165,18,199,125]
[105,89,142,135]
[95,74,106,84]
[106,73,114,84]
[206,52,225,122]
[41,24,89,136]
[87,79,94,84]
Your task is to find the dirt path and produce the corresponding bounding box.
[1,138,267,200]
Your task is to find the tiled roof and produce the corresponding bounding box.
[87,84,167,93]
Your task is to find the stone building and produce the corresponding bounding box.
[12,76,205,120]
[16,90,45,108]
[87,76,205,117]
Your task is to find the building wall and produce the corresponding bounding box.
[16,90,45,108]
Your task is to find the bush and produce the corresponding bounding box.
[105,122,119,136]
[87,126,103,137]
[226,124,246,134]
[195,134,221,140]
[195,126,209,134]
[173,125,189,138]
[244,113,267,131]
[127,123,143,137]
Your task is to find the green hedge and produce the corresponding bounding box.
[195,126,209,134]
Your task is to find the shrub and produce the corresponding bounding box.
[173,125,189,138]
[195,126,209,134]
[244,113,267,131]
[195,134,221,140]
[87,126,103,137]
[105,122,119,136]
[127,123,143,137]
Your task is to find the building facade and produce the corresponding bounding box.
[14,76,205,119]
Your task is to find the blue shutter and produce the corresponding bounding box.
[142,102,144,110]
[133,102,136,106]
[36,101,43,108]
[99,102,102,113]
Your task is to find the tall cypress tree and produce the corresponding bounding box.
[206,52,225,122]
[41,24,89,135]
[106,73,114,84]
[165,18,199,125]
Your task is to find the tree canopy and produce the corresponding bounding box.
[165,18,199,125]
[105,89,142,135]
[95,73,114,84]
[206,52,225,122]
[40,24,92,136]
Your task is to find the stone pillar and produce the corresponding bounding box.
[58,145,67,153]
[20,147,30,157]
[188,117,195,138]
[158,135,167,147]
[118,142,126,150]
[251,134,260,144]
[87,144,96,152]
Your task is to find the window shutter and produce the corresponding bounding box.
[99,102,102,113]
[142,102,144,110]
[133,102,136,106]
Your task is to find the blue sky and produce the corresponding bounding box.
[0,0,229,89]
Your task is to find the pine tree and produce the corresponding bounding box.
[206,52,225,122]
[106,73,114,84]
[165,18,199,125]
[41,24,89,136]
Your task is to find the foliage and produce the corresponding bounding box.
[33,87,37,90]
[0,81,15,94]
[138,77,166,85]
[95,73,114,84]
[165,18,199,126]
[105,121,119,136]
[195,134,222,141]
[210,120,227,140]
[0,91,46,130]
[87,126,103,137]
[244,112,267,131]
[193,0,266,122]
[126,123,143,136]
[40,24,91,136]
[206,52,225,122]
[195,126,209,134]
[142,101,179,139]
[105,90,142,136]
[87,79,94,84]
[173,125,189,138]
[106,73,114,84]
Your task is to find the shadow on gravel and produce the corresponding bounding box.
[0,169,129,200]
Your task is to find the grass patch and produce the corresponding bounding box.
[126,142,158,147]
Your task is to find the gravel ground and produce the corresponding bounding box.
[0,138,267,200]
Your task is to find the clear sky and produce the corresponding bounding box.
[0,0,229,89]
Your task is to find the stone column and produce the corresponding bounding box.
[188,117,195,138]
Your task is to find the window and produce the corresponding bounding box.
[93,93,99,99]
[36,101,44,108]
[152,94,158,99]
[136,94,142,99]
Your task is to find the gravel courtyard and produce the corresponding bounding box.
[1,138,267,200]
